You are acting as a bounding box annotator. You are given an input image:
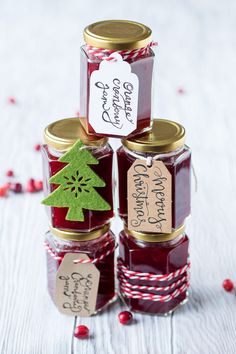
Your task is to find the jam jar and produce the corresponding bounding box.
[117,119,191,231]
[42,118,114,231]
[118,225,190,315]
[45,224,116,315]
[80,20,155,138]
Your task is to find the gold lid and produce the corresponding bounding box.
[124,224,185,243]
[84,20,152,50]
[44,117,108,151]
[50,223,110,241]
[122,119,186,153]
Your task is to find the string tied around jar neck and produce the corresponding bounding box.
[122,145,180,167]
[86,41,158,62]
[123,145,198,191]
[44,237,117,265]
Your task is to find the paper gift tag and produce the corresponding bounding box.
[55,253,100,317]
[128,159,172,233]
[89,53,139,136]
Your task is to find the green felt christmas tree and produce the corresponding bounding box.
[42,140,111,221]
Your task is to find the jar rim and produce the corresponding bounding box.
[124,224,185,243]
[44,117,108,151]
[50,223,110,242]
[83,20,152,50]
[122,119,186,153]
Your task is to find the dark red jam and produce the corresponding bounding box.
[118,229,189,315]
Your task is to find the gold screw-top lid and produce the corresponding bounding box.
[122,119,186,153]
[124,224,185,243]
[50,223,110,242]
[44,117,108,151]
[84,20,152,50]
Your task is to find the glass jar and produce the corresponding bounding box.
[80,20,155,138]
[42,117,114,231]
[118,225,190,315]
[117,119,191,230]
[45,224,116,315]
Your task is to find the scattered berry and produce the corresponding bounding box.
[26,179,36,193]
[118,311,133,325]
[6,169,14,177]
[34,180,43,191]
[34,144,41,152]
[223,279,234,292]
[7,96,16,104]
[11,182,23,193]
[3,182,11,189]
[177,87,185,95]
[75,111,80,117]
[74,325,89,339]
[0,185,9,197]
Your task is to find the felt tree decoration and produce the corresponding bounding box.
[42,140,111,221]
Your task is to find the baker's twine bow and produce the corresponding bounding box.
[117,258,190,302]
[86,41,158,62]
[44,237,116,264]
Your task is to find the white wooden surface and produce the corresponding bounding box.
[0,1,236,353]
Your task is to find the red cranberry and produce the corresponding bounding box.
[26,179,36,193]
[118,311,133,325]
[0,186,8,197]
[6,169,14,177]
[177,87,185,94]
[74,325,89,339]
[3,182,11,189]
[34,180,43,191]
[34,144,41,152]
[76,111,80,117]
[11,182,23,193]
[7,96,16,104]
[223,279,234,292]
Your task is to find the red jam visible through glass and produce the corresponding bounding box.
[119,230,189,315]
[46,230,115,312]
[80,46,154,138]
[117,146,191,229]
[42,144,114,231]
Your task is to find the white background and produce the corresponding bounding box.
[0,0,236,353]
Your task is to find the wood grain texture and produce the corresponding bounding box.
[0,0,236,353]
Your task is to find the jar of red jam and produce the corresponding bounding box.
[42,118,114,231]
[117,119,191,231]
[118,225,190,315]
[45,224,116,316]
[80,20,155,138]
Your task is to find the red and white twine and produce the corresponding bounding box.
[117,258,190,302]
[44,237,115,264]
[86,41,158,62]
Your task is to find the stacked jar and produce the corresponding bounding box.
[117,119,191,315]
[42,118,116,316]
[42,19,192,317]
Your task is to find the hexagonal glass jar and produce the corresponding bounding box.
[45,224,116,315]
[42,118,114,232]
[80,20,155,138]
[117,119,191,231]
[118,226,189,315]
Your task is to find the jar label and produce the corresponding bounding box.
[55,253,100,317]
[89,53,139,136]
[127,159,172,233]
